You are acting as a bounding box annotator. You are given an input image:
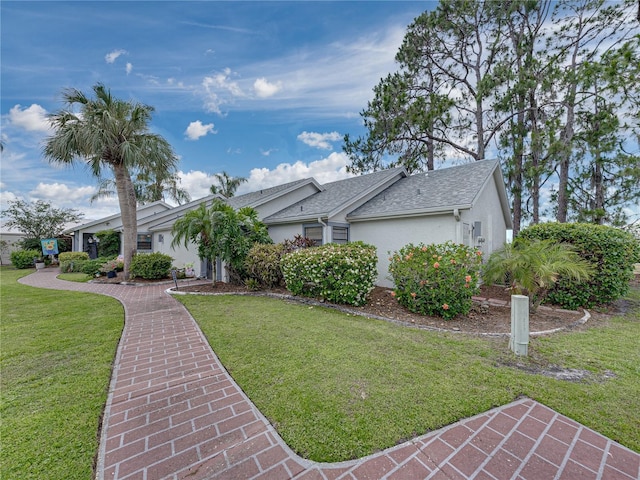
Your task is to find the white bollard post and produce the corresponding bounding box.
[510,295,529,356]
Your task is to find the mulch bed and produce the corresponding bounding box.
[91,272,638,335]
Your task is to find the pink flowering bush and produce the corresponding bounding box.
[389,241,482,319]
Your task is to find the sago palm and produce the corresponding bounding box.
[43,83,179,279]
[483,238,593,311]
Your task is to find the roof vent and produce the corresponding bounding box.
[417,188,421,194]
[300,205,303,212]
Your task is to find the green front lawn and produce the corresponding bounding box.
[0,267,123,479]
[178,290,640,462]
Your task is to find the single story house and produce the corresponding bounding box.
[65,159,512,286]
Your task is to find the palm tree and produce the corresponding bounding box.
[90,169,190,206]
[43,83,179,280]
[171,200,271,285]
[482,238,593,312]
[209,171,247,198]
[171,202,215,280]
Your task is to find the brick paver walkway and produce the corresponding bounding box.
[19,269,640,480]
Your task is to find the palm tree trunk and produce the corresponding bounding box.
[114,164,138,280]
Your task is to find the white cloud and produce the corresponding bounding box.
[105,49,128,64]
[201,68,244,114]
[178,170,217,199]
[240,152,354,193]
[260,148,278,156]
[176,153,353,200]
[254,77,282,98]
[297,131,342,150]
[8,104,52,133]
[184,120,216,141]
[126,62,133,75]
[204,68,243,96]
[29,183,96,203]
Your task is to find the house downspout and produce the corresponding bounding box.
[318,217,328,245]
[453,209,461,244]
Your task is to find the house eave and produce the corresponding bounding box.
[347,205,473,222]
[263,214,327,226]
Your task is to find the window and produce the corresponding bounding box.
[304,225,323,246]
[137,233,152,251]
[332,226,349,244]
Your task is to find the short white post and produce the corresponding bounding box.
[510,295,529,356]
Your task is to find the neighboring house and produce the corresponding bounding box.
[0,231,25,265]
[65,159,512,286]
[64,201,173,257]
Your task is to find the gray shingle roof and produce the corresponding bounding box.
[347,160,501,219]
[263,167,406,222]
[227,178,316,209]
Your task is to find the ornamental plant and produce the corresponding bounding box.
[518,223,639,308]
[389,241,482,320]
[281,242,378,306]
[129,252,173,280]
[482,238,593,312]
[10,249,41,269]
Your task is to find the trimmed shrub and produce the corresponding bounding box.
[59,252,90,273]
[281,242,378,306]
[130,252,173,280]
[518,223,640,308]
[95,229,121,258]
[245,243,287,288]
[389,242,483,320]
[10,249,41,269]
[79,257,113,276]
[59,252,90,263]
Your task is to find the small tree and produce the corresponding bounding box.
[171,200,271,285]
[482,238,593,312]
[95,229,121,258]
[2,200,83,241]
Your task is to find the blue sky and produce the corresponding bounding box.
[1,1,432,222]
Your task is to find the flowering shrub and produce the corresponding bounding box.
[281,242,378,306]
[100,258,124,273]
[389,242,482,319]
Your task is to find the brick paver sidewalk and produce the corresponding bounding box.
[19,269,640,479]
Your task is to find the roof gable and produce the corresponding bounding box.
[347,160,511,225]
[227,178,321,210]
[263,167,407,223]
[64,200,172,233]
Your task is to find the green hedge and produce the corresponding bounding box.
[281,242,378,306]
[518,223,640,309]
[58,252,89,263]
[130,252,173,280]
[10,250,41,269]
